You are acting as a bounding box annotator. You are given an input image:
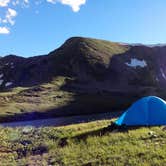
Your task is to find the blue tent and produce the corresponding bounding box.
[115,96,166,126]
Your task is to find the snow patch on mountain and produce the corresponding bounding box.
[0,74,4,79]
[5,82,13,87]
[10,62,14,69]
[160,68,166,80]
[125,58,147,68]
[0,80,3,85]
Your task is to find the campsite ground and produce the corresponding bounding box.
[1,119,166,165]
[0,81,166,165]
[0,75,165,165]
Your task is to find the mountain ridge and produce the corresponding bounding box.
[1,36,166,91]
[3,36,166,58]
[0,36,166,121]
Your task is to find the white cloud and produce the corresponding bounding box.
[0,7,17,34]
[12,0,20,6]
[60,0,86,12]
[46,0,56,4]
[24,0,29,3]
[0,27,10,34]
[0,0,10,7]
[4,8,17,25]
[47,0,86,12]
[0,0,87,35]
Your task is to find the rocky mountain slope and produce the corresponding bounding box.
[1,37,166,89]
[1,37,166,121]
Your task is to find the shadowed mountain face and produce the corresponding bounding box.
[1,37,166,90]
[1,37,166,121]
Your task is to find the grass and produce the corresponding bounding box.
[78,37,130,67]
[0,119,166,165]
[0,76,76,122]
[84,37,130,56]
[0,75,128,122]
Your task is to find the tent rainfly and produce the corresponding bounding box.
[115,96,166,126]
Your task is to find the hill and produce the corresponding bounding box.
[0,37,130,87]
[1,37,166,121]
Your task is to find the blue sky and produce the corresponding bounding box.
[0,0,166,57]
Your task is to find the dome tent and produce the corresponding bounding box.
[115,96,166,126]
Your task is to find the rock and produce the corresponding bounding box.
[22,126,34,134]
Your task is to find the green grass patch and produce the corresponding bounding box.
[0,120,166,165]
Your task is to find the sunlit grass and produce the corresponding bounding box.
[0,120,166,165]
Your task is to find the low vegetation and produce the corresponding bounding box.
[0,119,166,165]
[0,75,128,123]
[0,77,75,122]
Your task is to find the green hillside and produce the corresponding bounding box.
[0,37,165,122]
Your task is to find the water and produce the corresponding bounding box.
[0,112,122,128]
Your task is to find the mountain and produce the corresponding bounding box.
[1,37,166,122]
